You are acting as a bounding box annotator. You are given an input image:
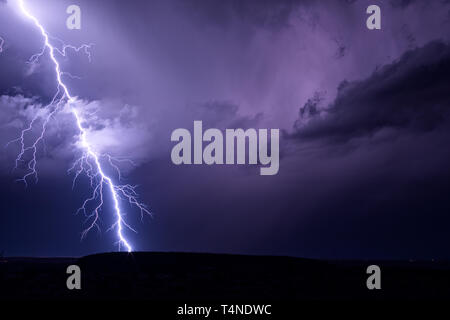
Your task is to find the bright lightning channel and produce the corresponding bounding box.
[11,0,150,252]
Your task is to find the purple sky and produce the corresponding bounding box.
[1,0,450,258]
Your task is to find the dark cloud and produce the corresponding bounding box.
[292,41,450,143]
[190,100,263,129]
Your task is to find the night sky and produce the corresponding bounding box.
[1,0,450,259]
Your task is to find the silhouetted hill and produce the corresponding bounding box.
[1,252,450,300]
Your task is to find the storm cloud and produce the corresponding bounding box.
[293,41,450,143]
[1,0,450,258]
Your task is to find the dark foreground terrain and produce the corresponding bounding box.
[1,252,450,300]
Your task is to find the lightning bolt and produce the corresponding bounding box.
[0,36,4,52]
[8,0,151,252]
